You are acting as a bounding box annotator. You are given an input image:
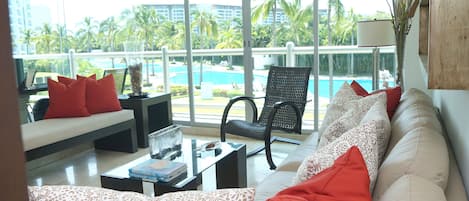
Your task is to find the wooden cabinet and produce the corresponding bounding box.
[423,0,469,89]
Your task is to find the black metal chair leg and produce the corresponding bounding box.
[272,136,302,145]
[265,140,277,170]
[247,146,266,157]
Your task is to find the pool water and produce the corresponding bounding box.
[169,70,381,98]
[119,65,388,98]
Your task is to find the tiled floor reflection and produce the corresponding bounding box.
[27,133,298,189]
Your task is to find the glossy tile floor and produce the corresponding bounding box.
[26,132,298,192]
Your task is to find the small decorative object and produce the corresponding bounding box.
[387,0,420,89]
[128,63,144,97]
[124,41,146,97]
[148,125,183,160]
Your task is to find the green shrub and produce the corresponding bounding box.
[227,89,244,98]
[213,88,228,97]
[170,85,188,96]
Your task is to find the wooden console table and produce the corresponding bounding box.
[119,93,173,148]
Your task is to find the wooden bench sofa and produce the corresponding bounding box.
[21,109,138,161]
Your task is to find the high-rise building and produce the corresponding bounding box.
[8,0,32,55]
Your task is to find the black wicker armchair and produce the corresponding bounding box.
[220,66,311,170]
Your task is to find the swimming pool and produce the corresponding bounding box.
[168,70,381,98]
[115,65,386,98]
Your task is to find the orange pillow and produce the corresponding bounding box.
[44,78,90,119]
[58,74,96,85]
[267,146,372,201]
[84,74,122,114]
[350,80,401,119]
[57,74,121,114]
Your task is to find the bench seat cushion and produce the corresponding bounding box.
[21,109,134,151]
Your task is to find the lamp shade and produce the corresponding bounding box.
[357,19,395,47]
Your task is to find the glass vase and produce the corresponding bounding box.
[124,41,144,96]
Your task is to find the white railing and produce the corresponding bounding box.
[14,44,396,128]
[14,44,395,90]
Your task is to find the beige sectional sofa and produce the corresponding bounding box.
[255,88,468,201]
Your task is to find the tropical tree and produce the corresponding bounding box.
[216,19,243,68]
[326,0,344,96]
[252,0,287,47]
[52,25,72,53]
[99,16,120,68]
[252,24,272,47]
[99,17,120,52]
[76,17,98,52]
[276,0,313,46]
[20,29,34,54]
[34,23,53,53]
[191,9,218,86]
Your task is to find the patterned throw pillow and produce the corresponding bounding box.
[318,82,361,138]
[28,185,151,201]
[293,121,379,192]
[318,93,386,148]
[153,188,256,201]
[360,100,391,164]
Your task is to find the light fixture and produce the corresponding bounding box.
[357,19,395,90]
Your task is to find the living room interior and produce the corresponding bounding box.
[1,0,469,200]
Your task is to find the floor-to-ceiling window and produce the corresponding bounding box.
[9,0,395,131]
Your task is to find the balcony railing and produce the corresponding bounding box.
[15,44,396,130]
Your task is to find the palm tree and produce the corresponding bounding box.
[326,0,344,97]
[52,25,71,53]
[252,0,287,47]
[277,0,313,46]
[99,17,120,52]
[191,9,218,87]
[34,23,53,53]
[20,29,34,54]
[133,6,160,79]
[216,20,243,68]
[99,17,120,68]
[76,17,98,52]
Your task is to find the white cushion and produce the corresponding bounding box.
[379,175,447,201]
[387,104,443,153]
[360,100,391,164]
[318,82,361,138]
[22,109,134,151]
[293,121,379,192]
[373,128,449,200]
[318,92,386,149]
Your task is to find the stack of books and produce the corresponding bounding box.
[128,159,187,182]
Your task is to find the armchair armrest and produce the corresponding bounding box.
[220,96,264,142]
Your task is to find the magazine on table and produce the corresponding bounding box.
[129,159,187,182]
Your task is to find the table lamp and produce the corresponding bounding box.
[357,19,395,90]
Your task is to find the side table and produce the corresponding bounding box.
[119,93,173,148]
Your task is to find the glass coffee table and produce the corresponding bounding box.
[100,139,246,196]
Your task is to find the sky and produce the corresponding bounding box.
[30,0,390,30]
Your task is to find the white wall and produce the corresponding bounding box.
[404,7,469,197]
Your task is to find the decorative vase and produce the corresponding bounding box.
[395,28,407,89]
[124,41,145,97]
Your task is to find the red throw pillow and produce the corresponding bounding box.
[84,74,122,114]
[267,146,372,201]
[350,80,401,119]
[350,80,369,96]
[44,78,90,119]
[58,74,96,85]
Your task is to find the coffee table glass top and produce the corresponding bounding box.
[101,138,244,188]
